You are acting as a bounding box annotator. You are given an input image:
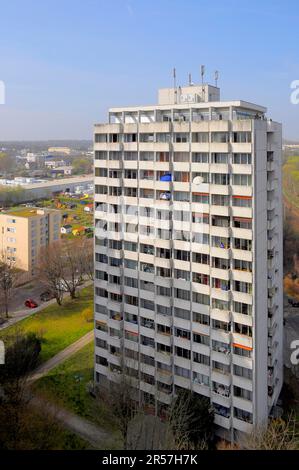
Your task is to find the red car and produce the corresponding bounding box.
[24,299,38,308]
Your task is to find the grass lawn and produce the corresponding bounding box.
[33,341,122,449]
[0,285,94,363]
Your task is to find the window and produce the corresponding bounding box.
[192,152,209,163]
[193,273,209,285]
[193,333,209,345]
[174,289,190,301]
[211,153,228,164]
[233,153,252,165]
[233,301,252,315]
[192,193,209,204]
[174,250,190,262]
[124,259,138,270]
[192,252,209,264]
[233,364,252,380]
[233,259,252,272]
[211,132,228,143]
[157,304,172,316]
[232,174,252,186]
[174,366,190,379]
[193,352,210,365]
[233,217,252,229]
[234,322,252,337]
[140,299,155,311]
[233,238,252,251]
[175,347,191,360]
[175,327,191,340]
[211,173,229,185]
[193,292,209,305]
[234,407,253,423]
[232,196,252,208]
[211,194,229,206]
[174,307,190,320]
[192,132,209,143]
[232,132,251,143]
[174,133,189,143]
[193,312,209,325]
[175,269,190,281]
[125,277,138,288]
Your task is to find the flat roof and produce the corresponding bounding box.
[3,207,58,218]
[107,100,267,114]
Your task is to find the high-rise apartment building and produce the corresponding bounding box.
[0,207,60,278]
[94,82,283,441]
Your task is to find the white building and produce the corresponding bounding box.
[93,82,283,442]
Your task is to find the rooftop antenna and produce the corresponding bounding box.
[215,70,219,87]
[188,73,194,86]
[201,65,205,101]
[173,67,177,104]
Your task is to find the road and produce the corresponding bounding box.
[0,279,93,331]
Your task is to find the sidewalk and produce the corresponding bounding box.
[28,330,93,383]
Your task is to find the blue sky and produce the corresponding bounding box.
[0,0,299,140]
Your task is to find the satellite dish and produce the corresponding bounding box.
[193,176,204,185]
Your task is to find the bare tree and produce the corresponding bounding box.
[38,243,65,305]
[59,239,85,299]
[98,366,140,450]
[78,238,94,281]
[0,252,21,318]
[241,415,299,450]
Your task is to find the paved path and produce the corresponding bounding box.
[27,330,113,449]
[28,330,94,383]
[0,279,93,331]
[31,396,111,449]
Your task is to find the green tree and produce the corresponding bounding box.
[0,152,14,175]
[72,157,92,175]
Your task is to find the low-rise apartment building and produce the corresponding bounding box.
[0,207,60,278]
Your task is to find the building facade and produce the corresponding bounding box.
[0,207,60,278]
[94,83,283,441]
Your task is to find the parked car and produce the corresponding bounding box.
[40,291,54,302]
[24,299,38,308]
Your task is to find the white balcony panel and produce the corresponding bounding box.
[211,370,231,387]
[210,308,230,323]
[232,354,253,370]
[172,143,190,152]
[231,206,252,219]
[192,323,210,337]
[231,291,252,305]
[232,396,253,414]
[211,350,231,366]
[232,312,253,327]
[231,164,252,175]
[210,226,229,238]
[210,205,230,217]
[230,143,252,153]
[232,333,253,350]
[231,186,252,197]
[232,417,253,434]
[231,248,252,262]
[214,414,231,430]
[210,267,230,281]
